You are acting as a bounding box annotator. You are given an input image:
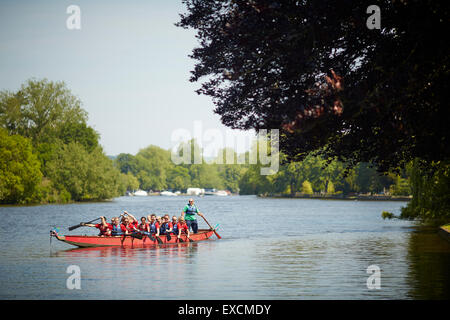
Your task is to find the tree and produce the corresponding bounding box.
[301,181,313,195]
[167,166,191,191]
[0,128,42,204]
[134,145,173,190]
[400,160,450,222]
[177,0,449,173]
[0,78,90,146]
[115,153,139,174]
[46,142,122,201]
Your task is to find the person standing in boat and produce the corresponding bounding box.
[81,216,111,236]
[181,198,204,234]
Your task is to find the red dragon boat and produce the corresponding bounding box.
[51,229,215,248]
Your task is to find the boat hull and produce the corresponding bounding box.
[53,229,214,248]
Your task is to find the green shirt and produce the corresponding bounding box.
[183,204,199,221]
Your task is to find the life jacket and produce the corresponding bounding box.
[149,222,158,233]
[160,222,168,234]
[111,224,123,236]
[172,222,179,234]
[161,222,173,234]
[185,204,198,217]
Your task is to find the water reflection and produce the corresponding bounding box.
[52,242,198,261]
[2,196,449,299]
[407,227,450,299]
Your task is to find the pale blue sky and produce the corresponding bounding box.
[0,0,254,156]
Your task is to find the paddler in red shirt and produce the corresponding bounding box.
[121,211,138,235]
[81,216,111,236]
[137,216,150,233]
[177,216,190,241]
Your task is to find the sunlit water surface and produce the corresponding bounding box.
[0,196,449,299]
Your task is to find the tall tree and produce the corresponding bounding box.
[177,0,449,172]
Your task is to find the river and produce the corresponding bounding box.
[0,195,449,299]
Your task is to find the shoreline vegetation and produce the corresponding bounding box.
[259,193,412,201]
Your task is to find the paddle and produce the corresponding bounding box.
[155,235,163,244]
[199,215,222,239]
[132,229,156,241]
[68,217,102,231]
[130,232,143,240]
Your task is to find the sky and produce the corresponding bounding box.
[0,0,255,156]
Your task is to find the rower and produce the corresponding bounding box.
[171,216,179,236]
[121,211,138,234]
[110,217,126,236]
[177,216,190,240]
[81,216,111,236]
[147,214,160,237]
[160,215,173,235]
[137,216,150,233]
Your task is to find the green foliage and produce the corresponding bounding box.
[0,78,89,146]
[381,211,395,220]
[46,142,122,201]
[326,181,335,194]
[301,181,313,195]
[167,166,191,191]
[0,128,42,204]
[0,79,122,204]
[119,172,140,193]
[400,160,450,222]
[177,1,449,173]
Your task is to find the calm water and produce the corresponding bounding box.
[0,195,449,300]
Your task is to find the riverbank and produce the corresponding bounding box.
[259,193,412,201]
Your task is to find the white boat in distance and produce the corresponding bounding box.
[215,190,229,196]
[133,190,148,196]
[160,191,177,196]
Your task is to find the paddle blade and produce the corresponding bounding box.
[131,232,143,240]
[156,236,163,244]
[68,224,82,231]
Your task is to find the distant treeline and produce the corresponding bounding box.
[1,79,412,205]
[114,140,412,198]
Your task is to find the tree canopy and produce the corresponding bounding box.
[0,128,42,204]
[177,0,449,172]
[0,79,125,204]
